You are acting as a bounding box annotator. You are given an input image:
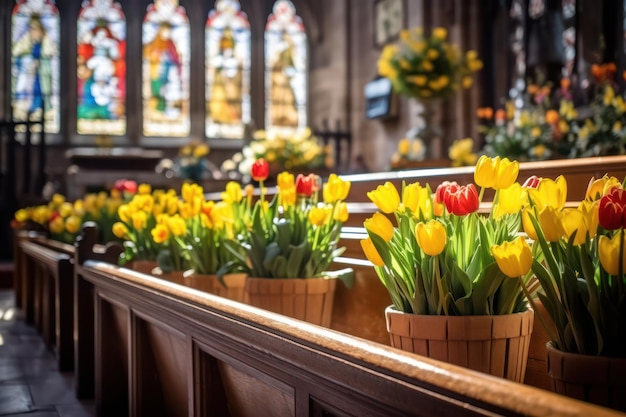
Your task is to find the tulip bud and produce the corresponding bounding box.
[251,159,269,182]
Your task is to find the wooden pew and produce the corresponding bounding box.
[74,228,623,417]
[19,240,74,371]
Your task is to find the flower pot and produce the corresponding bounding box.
[126,260,158,275]
[385,306,534,383]
[183,273,247,303]
[245,277,337,327]
[546,341,626,411]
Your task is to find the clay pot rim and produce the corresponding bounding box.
[546,341,626,362]
[384,304,532,318]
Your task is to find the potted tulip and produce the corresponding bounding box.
[362,156,535,382]
[522,175,626,411]
[219,158,354,326]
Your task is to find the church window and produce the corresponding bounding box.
[264,0,308,134]
[205,0,251,139]
[77,0,127,136]
[142,0,190,137]
[11,0,61,134]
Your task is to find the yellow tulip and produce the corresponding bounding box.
[364,212,394,242]
[528,176,567,210]
[598,233,626,276]
[167,215,187,237]
[585,175,622,201]
[51,193,65,207]
[360,238,385,267]
[402,182,432,219]
[59,202,74,218]
[323,174,351,203]
[308,206,330,226]
[49,216,65,234]
[578,200,599,240]
[532,206,564,242]
[415,220,447,256]
[493,183,522,218]
[398,138,411,155]
[118,204,131,223]
[522,208,538,241]
[138,184,152,195]
[277,172,295,191]
[222,181,243,204]
[151,224,169,244]
[490,236,532,278]
[333,202,349,222]
[474,156,519,190]
[279,185,296,208]
[112,222,129,239]
[15,209,30,222]
[561,208,587,246]
[132,211,147,232]
[367,182,400,214]
[65,215,82,235]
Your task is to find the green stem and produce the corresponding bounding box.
[434,255,448,315]
[518,276,559,345]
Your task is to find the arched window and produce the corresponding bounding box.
[11,0,60,133]
[77,0,126,136]
[264,0,307,134]
[205,0,251,140]
[142,0,190,137]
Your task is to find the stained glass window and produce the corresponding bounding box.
[77,0,126,136]
[264,0,307,134]
[11,0,60,134]
[142,0,190,137]
[205,0,251,139]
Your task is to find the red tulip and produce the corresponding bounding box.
[522,175,541,189]
[295,174,317,197]
[113,179,138,195]
[444,184,480,216]
[251,158,269,182]
[599,187,626,230]
[435,181,460,205]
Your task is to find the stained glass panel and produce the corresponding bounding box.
[205,0,251,139]
[77,0,126,136]
[142,0,190,137]
[264,0,307,134]
[11,0,60,133]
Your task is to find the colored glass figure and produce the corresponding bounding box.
[142,0,190,137]
[265,0,307,134]
[11,0,60,133]
[77,0,126,136]
[205,0,251,139]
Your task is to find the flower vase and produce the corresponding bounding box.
[407,98,443,160]
[546,342,626,411]
[385,306,534,383]
[244,277,337,327]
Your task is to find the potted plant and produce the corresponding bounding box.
[362,156,535,382]
[522,174,626,411]
[219,158,354,326]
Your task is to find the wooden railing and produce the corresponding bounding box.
[71,226,623,417]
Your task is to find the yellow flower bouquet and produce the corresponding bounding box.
[219,159,352,282]
[377,27,482,100]
[362,156,535,316]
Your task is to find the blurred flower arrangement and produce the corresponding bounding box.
[479,82,581,162]
[362,156,535,316]
[222,128,331,181]
[176,141,211,182]
[390,137,426,167]
[448,138,478,167]
[218,158,353,283]
[377,26,483,100]
[13,184,127,245]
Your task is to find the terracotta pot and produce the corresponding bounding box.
[183,273,247,303]
[546,342,626,411]
[126,260,158,275]
[385,306,534,383]
[245,277,337,327]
